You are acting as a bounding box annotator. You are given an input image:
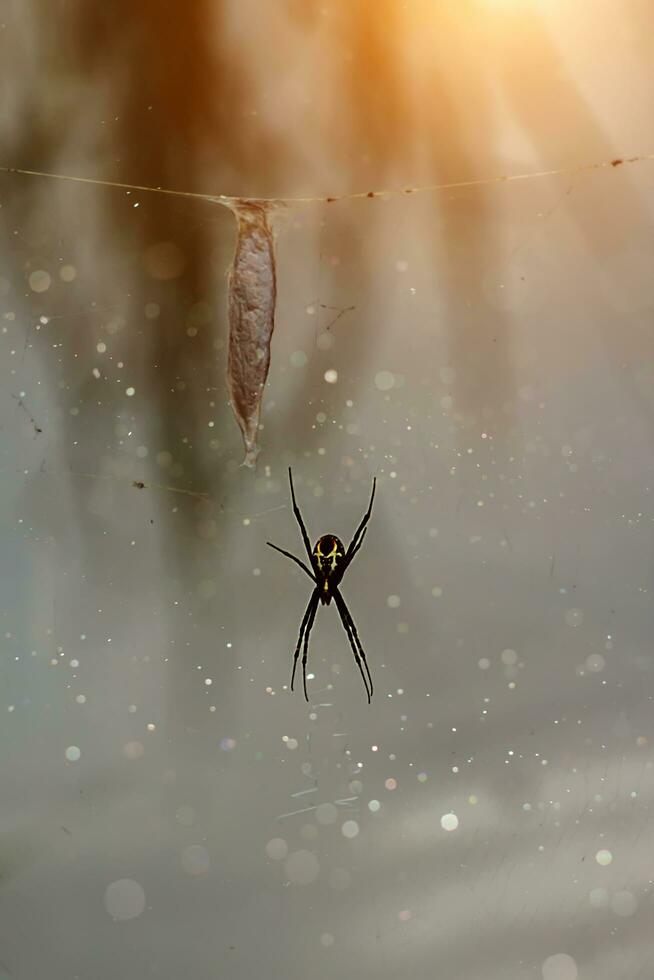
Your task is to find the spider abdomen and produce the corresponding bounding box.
[313,534,345,602]
[313,534,345,574]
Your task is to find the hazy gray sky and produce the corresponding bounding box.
[1,3,654,978]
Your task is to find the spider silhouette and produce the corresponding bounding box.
[267,468,376,703]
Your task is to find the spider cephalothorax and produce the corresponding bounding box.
[267,469,376,702]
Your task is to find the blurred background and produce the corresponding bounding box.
[1,1,654,978]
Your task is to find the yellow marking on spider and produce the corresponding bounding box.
[315,538,342,574]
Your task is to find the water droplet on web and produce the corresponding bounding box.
[341,820,359,839]
[589,887,609,908]
[265,838,288,861]
[59,264,77,282]
[374,371,395,391]
[284,849,320,884]
[441,812,459,831]
[104,878,146,920]
[28,270,51,293]
[541,953,578,980]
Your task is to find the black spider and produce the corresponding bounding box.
[267,468,376,703]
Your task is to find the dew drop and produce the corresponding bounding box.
[586,653,605,672]
[440,812,459,832]
[541,953,578,980]
[284,849,320,884]
[374,370,395,391]
[28,270,51,293]
[265,838,288,861]
[104,878,146,920]
[589,887,609,908]
[341,820,359,839]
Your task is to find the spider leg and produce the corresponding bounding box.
[291,589,320,693]
[333,589,373,702]
[343,527,367,568]
[288,467,315,566]
[300,590,320,702]
[345,477,376,562]
[267,542,316,582]
[338,594,374,700]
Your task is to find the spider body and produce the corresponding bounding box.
[267,469,376,702]
[313,534,345,604]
